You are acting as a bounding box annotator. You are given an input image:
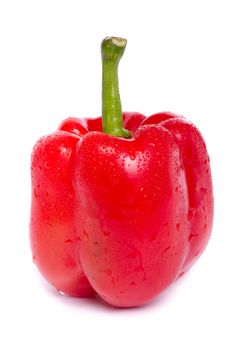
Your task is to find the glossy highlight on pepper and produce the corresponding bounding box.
[30,37,213,307]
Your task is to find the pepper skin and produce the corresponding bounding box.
[30,128,94,297]
[73,112,213,307]
[30,37,213,307]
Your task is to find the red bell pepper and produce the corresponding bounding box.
[30,37,213,307]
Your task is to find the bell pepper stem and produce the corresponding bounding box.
[101,37,130,138]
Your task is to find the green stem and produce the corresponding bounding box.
[101,37,130,138]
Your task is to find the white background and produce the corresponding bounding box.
[0,0,232,349]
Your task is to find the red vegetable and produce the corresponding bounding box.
[30,37,213,307]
